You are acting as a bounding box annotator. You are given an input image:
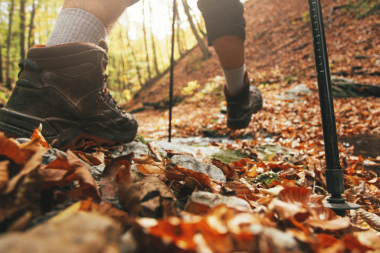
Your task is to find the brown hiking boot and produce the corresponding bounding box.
[224,72,263,129]
[0,42,138,149]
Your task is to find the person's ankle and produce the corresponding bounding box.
[223,64,245,95]
[46,8,107,47]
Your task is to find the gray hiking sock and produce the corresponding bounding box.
[223,64,245,95]
[47,8,107,47]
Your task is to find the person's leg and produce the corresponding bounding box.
[212,36,245,94]
[47,0,139,46]
[0,0,140,149]
[198,0,262,129]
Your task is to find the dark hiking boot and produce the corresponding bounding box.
[0,42,138,149]
[224,73,263,129]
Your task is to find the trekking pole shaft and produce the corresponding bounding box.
[168,0,177,142]
[308,0,344,199]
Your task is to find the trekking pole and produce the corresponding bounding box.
[307,0,360,216]
[168,0,176,143]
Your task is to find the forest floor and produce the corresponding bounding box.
[1,0,380,252]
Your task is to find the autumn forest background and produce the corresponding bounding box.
[1,0,380,251]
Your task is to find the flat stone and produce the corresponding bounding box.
[171,155,226,183]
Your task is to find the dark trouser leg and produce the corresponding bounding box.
[197,0,246,46]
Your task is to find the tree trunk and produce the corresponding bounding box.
[28,1,37,49]
[175,3,185,57]
[142,0,151,79]
[125,27,143,87]
[182,0,210,59]
[6,0,14,89]
[148,0,160,75]
[118,29,127,93]
[0,38,3,84]
[20,0,26,60]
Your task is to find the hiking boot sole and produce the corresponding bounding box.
[227,103,262,130]
[0,108,137,150]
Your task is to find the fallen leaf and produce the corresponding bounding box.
[133,154,165,174]
[118,176,175,218]
[0,210,122,253]
[211,158,235,179]
[343,235,374,253]
[30,128,50,148]
[279,187,312,206]
[72,150,105,166]
[40,150,101,201]
[147,141,163,162]
[100,155,132,201]
[0,160,10,195]
[357,209,380,231]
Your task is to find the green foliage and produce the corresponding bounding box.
[201,76,224,93]
[302,12,310,23]
[251,172,281,185]
[181,80,200,95]
[345,0,380,18]
[135,135,148,144]
[285,74,295,84]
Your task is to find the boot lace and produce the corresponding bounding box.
[101,68,126,114]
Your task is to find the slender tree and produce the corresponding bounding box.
[6,0,15,89]
[118,28,127,93]
[0,37,3,85]
[175,4,185,57]
[125,25,143,87]
[20,0,27,59]
[0,14,3,84]
[28,1,37,49]
[148,0,160,75]
[182,0,210,59]
[142,0,151,79]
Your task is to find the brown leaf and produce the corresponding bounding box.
[164,165,186,181]
[306,208,350,231]
[0,168,42,226]
[0,160,10,195]
[173,164,221,193]
[357,209,380,231]
[72,150,105,166]
[0,210,122,253]
[133,154,165,174]
[147,141,162,162]
[4,147,47,195]
[6,211,32,232]
[100,158,131,201]
[267,162,292,172]
[223,181,258,201]
[118,176,175,218]
[40,150,101,201]
[279,187,312,206]
[212,158,235,179]
[0,134,40,164]
[165,150,194,157]
[269,198,309,220]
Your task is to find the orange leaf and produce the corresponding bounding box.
[30,128,50,148]
[0,160,9,195]
[133,155,165,174]
[343,235,374,253]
